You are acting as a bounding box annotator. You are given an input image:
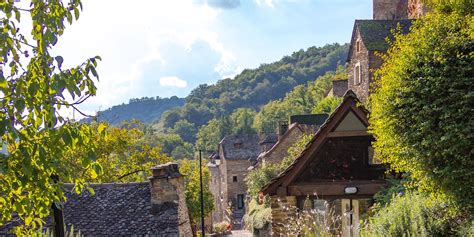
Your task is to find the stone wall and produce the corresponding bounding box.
[226,159,252,211]
[348,29,371,103]
[270,196,297,236]
[373,0,408,20]
[408,0,427,18]
[263,126,304,165]
[208,163,224,224]
[149,163,193,237]
[327,80,348,97]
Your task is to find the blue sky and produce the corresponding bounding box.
[53,0,372,115]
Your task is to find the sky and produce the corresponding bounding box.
[51,0,373,115]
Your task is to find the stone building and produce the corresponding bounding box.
[347,19,412,102]
[261,91,387,237]
[326,79,348,98]
[257,114,328,166]
[348,0,428,102]
[0,163,192,236]
[208,134,264,228]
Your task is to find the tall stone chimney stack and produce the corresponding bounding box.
[373,0,409,20]
[149,162,192,236]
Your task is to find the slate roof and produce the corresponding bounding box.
[0,182,180,237]
[347,19,413,61]
[259,133,278,145]
[220,134,260,161]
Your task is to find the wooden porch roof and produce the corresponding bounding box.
[261,90,373,196]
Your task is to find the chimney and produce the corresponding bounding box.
[149,162,192,236]
[277,121,289,140]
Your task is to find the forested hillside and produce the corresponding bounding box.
[82,96,185,125]
[159,43,349,137]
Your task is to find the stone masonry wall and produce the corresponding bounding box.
[226,159,251,211]
[270,196,297,237]
[150,163,192,237]
[263,127,304,165]
[331,80,348,97]
[408,0,428,18]
[348,29,371,103]
[373,0,408,20]
[208,164,224,224]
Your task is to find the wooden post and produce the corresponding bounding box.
[51,175,65,237]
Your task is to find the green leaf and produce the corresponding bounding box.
[0,76,7,91]
[55,56,63,69]
[97,123,107,135]
[74,7,80,20]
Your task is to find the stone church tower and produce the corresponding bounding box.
[346,0,424,102]
[373,0,409,20]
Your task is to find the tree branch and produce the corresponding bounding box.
[117,169,145,181]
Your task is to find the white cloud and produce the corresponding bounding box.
[255,0,276,7]
[51,0,238,113]
[159,76,188,88]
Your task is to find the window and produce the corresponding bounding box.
[234,142,242,149]
[237,194,245,209]
[354,63,361,85]
[368,146,381,165]
[356,40,361,52]
[232,176,238,182]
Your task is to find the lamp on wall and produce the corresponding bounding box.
[344,186,358,194]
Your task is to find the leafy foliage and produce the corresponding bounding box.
[179,159,215,224]
[253,68,345,134]
[169,119,197,143]
[0,0,101,234]
[361,192,461,236]
[368,6,473,213]
[64,122,173,183]
[312,96,342,114]
[159,44,348,136]
[244,199,272,232]
[81,96,185,125]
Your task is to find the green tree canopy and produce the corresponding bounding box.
[229,108,257,135]
[64,123,173,183]
[253,69,342,134]
[0,0,101,234]
[312,96,342,114]
[369,4,473,213]
[179,159,215,224]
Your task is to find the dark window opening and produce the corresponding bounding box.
[234,142,242,149]
[356,40,361,52]
[232,176,238,182]
[237,194,244,209]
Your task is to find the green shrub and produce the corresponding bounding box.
[369,8,474,213]
[361,192,459,236]
[213,221,231,234]
[244,199,272,232]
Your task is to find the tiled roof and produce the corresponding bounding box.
[0,182,180,236]
[357,19,413,51]
[259,133,278,145]
[220,134,260,161]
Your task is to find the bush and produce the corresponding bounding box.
[213,221,231,234]
[360,192,460,236]
[244,199,272,232]
[369,8,474,213]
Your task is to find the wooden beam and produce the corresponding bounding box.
[287,180,387,197]
[327,130,371,138]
